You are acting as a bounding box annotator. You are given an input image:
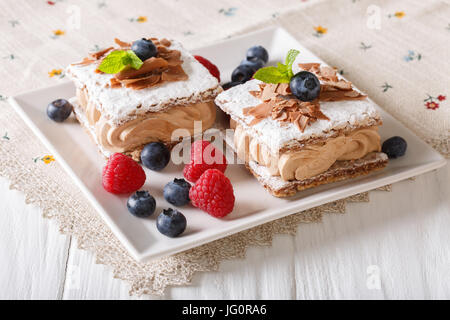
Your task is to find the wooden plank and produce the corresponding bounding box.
[61,239,150,300]
[170,235,296,299]
[0,177,70,299]
[293,165,450,299]
[1,165,448,299]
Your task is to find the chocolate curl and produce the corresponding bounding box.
[114,38,131,48]
[161,50,182,66]
[298,63,321,71]
[79,37,187,90]
[244,83,332,132]
[159,38,171,46]
[115,57,168,80]
[320,90,366,101]
[72,57,96,66]
[161,65,188,81]
[90,47,114,60]
[72,47,114,66]
[298,62,365,100]
[110,78,121,88]
[126,75,161,90]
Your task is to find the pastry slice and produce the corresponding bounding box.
[66,37,222,160]
[215,62,388,197]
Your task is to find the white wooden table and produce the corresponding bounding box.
[0,163,448,300]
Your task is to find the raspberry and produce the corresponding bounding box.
[194,55,220,82]
[183,140,227,182]
[102,153,146,194]
[189,169,235,218]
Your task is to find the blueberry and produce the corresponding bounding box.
[164,178,191,206]
[289,71,321,102]
[246,45,269,64]
[127,190,156,218]
[131,38,157,61]
[231,65,254,83]
[47,99,73,122]
[140,142,170,171]
[156,208,187,238]
[240,58,264,73]
[382,136,407,159]
[222,81,243,90]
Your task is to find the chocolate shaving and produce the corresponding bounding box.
[115,57,168,80]
[90,47,114,60]
[162,50,182,66]
[319,65,337,80]
[72,57,96,66]
[299,63,366,100]
[275,83,291,95]
[243,62,367,132]
[159,38,171,46]
[110,78,121,88]
[74,37,187,90]
[114,38,130,48]
[156,45,169,54]
[113,37,186,90]
[297,115,310,132]
[72,47,114,66]
[161,65,188,82]
[298,63,321,71]
[119,74,159,86]
[125,74,161,90]
[243,83,329,132]
[319,90,367,101]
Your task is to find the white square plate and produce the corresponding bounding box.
[9,27,446,262]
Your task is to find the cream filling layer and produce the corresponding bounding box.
[76,89,216,153]
[234,123,381,181]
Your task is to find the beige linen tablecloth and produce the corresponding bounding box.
[0,0,448,295]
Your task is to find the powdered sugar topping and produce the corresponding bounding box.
[215,79,381,154]
[66,40,221,125]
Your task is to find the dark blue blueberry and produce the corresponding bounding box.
[164,178,191,207]
[382,136,407,159]
[240,58,264,73]
[127,191,156,218]
[140,142,170,171]
[289,71,321,102]
[47,99,73,122]
[231,65,254,83]
[156,208,187,238]
[246,45,269,64]
[222,81,243,90]
[131,38,157,61]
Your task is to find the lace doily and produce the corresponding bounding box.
[0,104,393,295]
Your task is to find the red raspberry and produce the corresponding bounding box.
[189,169,235,218]
[194,55,220,82]
[183,140,227,182]
[102,153,146,194]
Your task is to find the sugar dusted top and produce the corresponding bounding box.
[215,79,381,154]
[66,39,221,125]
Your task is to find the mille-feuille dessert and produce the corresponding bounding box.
[215,55,388,197]
[66,37,222,161]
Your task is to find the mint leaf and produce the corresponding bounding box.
[285,49,300,68]
[253,49,300,84]
[126,50,143,70]
[253,66,291,84]
[285,49,300,78]
[98,50,128,74]
[98,50,143,74]
[121,54,131,66]
[276,62,288,75]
